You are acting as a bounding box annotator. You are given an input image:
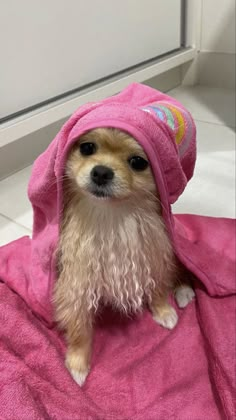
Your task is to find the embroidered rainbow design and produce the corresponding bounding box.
[141,101,194,157]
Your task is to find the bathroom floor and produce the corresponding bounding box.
[0,86,235,246]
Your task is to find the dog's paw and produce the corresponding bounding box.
[175,285,195,308]
[153,305,178,330]
[69,367,89,387]
[66,349,90,387]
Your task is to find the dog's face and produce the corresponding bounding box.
[66,128,156,201]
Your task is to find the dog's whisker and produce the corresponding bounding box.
[44,174,71,190]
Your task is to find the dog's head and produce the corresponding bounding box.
[66,128,157,202]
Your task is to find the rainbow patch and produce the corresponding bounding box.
[141,101,194,157]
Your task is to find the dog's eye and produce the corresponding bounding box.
[79,142,97,156]
[128,156,149,171]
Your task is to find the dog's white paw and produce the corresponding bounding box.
[66,350,90,387]
[70,367,89,387]
[153,306,178,330]
[175,285,195,308]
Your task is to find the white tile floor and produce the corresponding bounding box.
[0,86,235,246]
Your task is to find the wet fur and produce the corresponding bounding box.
[53,128,194,386]
[55,191,176,319]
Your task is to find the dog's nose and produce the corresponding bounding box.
[91,165,114,186]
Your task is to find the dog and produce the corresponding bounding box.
[53,127,195,386]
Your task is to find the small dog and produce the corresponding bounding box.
[54,128,195,386]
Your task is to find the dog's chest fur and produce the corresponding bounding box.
[57,197,174,314]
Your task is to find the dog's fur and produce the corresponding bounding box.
[53,128,195,386]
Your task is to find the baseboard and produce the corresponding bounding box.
[0,120,66,181]
[0,64,183,180]
[143,66,181,91]
[198,51,235,89]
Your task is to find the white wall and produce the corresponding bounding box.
[198,0,235,88]
[201,0,235,53]
[0,0,181,120]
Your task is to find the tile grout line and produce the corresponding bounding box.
[0,213,32,233]
[193,118,235,128]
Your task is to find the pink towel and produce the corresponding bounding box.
[0,83,235,419]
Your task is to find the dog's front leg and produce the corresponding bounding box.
[64,311,93,386]
[150,291,178,330]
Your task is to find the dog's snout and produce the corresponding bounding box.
[91,165,114,186]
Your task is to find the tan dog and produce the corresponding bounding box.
[53,128,195,386]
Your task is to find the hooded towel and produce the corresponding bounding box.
[0,83,235,419]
